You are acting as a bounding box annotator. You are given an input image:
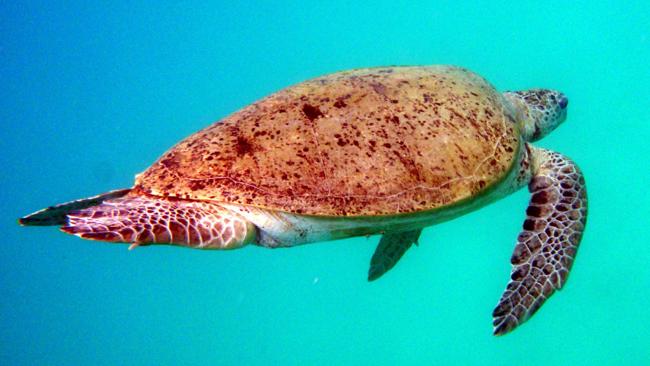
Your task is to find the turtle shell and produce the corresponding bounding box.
[135,66,520,216]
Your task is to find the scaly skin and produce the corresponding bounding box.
[492,146,587,335]
[61,192,256,249]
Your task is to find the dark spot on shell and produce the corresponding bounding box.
[235,136,254,155]
[370,82,387,95]
[302,103,324,121]
[188,180,206,191]
[159,153,180,169]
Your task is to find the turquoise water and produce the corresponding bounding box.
[2,1,648,364]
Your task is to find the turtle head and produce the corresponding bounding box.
[503,89,568,142]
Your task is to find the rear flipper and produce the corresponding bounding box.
[19,189,131,226]
[492,148,587,335]
[368,229,421,281]
[21,191,256,249]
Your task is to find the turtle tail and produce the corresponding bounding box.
[19,188,132,226]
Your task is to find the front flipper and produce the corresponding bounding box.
[368,229,421,281]
[492,148,587,335]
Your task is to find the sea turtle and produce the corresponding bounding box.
[20,65,587,335]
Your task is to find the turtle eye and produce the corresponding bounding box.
[558,96,569,109]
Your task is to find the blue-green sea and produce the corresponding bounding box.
[2,1,648,365]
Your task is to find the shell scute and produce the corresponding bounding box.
[136,66,520,216]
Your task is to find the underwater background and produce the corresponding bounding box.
[2,1,648,365]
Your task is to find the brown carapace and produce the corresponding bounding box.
[136,66,519,216]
